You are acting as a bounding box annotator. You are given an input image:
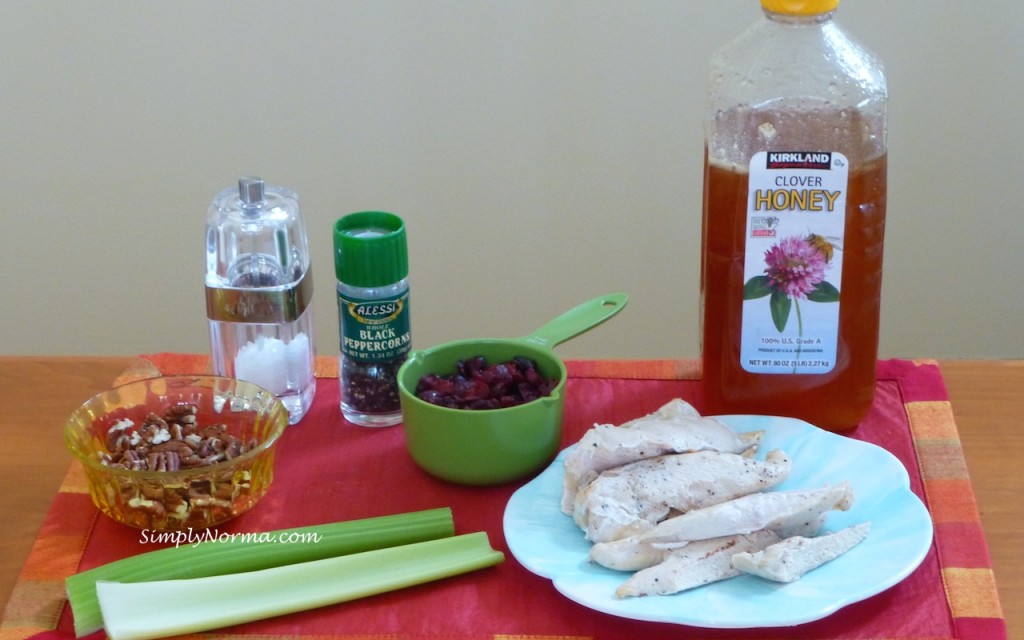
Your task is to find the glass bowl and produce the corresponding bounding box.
[64,375,287,531]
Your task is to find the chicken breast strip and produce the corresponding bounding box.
[731,522,871,582]
[589,537,669,572]
[615,530,781,598]
[560,399,758,514]
[638,482,855,548]
[573,449,792,542]
[771,512,828,539]
[589,483,852,571]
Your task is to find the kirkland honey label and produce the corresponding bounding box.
[740,151,849,375]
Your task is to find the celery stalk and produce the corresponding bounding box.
[67,508,454,637]
[97,532,504,640]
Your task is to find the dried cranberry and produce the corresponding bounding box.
[415,355,558,410]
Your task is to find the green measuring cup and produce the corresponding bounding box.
[397,293,628,485]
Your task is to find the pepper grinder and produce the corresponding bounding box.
[205,177,316,424]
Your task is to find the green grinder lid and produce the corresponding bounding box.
[333,211,409,287]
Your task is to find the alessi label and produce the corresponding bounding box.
[338,291,411,362]
[348,301,404,323]
[739,151,849,375]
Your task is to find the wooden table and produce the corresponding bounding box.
[1,357,1020,639]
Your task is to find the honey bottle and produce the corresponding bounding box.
[700,0,887,430]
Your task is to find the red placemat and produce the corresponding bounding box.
[2,356,1005,640]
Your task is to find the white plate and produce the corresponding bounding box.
[503,415,934,629]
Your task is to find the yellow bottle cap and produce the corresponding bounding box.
[761,0,839,15]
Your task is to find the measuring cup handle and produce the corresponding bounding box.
[524,293,628,350]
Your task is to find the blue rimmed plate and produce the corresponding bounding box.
[503,415,933,628]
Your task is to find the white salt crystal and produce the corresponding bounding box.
[233,333,312,396]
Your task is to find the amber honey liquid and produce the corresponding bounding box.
[700,153,887,431]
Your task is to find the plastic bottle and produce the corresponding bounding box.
[333,211,412,427]
[205,177,316,425]
[700,0,887,431]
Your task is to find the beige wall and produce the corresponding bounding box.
[2,1,1022,360]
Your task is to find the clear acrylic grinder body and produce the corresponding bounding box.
[205,178,316,424]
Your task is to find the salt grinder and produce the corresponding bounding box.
[205,177,316,424]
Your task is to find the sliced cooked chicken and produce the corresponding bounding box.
[638,482,854,548]
[573,449,792,542]
[615,530,780,598]
[731,522,871,582]
[620,398,701,425]
[588,483,850,571]
[590,537,669,572]
[771,512,828,539]
[560,399,756,514]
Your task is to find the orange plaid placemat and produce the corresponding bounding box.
[1,357,1005,640]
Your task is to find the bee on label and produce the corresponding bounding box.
[806,233,842,263]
